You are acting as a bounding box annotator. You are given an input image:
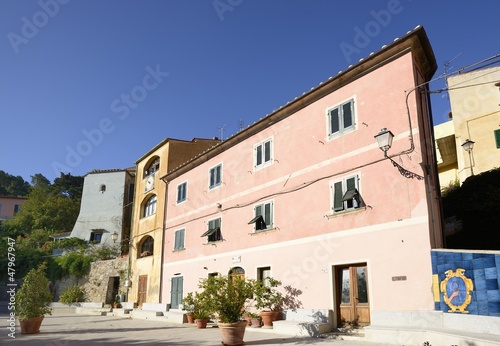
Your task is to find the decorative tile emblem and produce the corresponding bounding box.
[440,268,474,313]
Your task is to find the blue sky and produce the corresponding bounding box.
[1,0,499,183]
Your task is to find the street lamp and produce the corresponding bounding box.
[374,128,423,180]
[111,231,119,242]
[461,139,475,176]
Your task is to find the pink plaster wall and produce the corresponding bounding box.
[162,51,438,313]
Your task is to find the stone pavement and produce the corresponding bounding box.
[1,310,389,346]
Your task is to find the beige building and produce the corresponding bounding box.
[128,138,220,306]
[0,196,27,220]
[443,63,500,186]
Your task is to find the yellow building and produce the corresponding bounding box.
[128,138,220,306]
[446,63,500,184]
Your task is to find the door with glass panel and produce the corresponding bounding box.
[335,263,370,326]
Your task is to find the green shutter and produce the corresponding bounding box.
[264,141,271,163]
[346,176,356,191]
[330,108,340,134]
[264,202,272,227]
[256,145,262,166]
[333,182,343,211]
[342,101,353,129]
[179,229,185,249]
[495,129,500,149]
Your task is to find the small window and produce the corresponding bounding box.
[144,157,160,178]
[201,218,222,242]
[209,164,222,189]
[90,230,103,244]
[177,182,187,203]
[494,129,500,149]
[331,175,362,212]
[174,229,185,250]
[327,99,355,138]
[254,138,273,169]
[257,266,271,287]
[143,195,157,217]
[13,204,21,214]
[99,184,106,193]
[248,201,274,231]
[139,236,154,258]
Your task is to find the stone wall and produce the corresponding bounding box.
[54,256,129,304]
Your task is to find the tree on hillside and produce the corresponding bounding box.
[0,170,31,196]
[0,173,83,237]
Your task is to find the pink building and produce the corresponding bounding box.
[160,26,443,338]
[0,196,27,220]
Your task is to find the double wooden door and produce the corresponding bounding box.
[336,264,370,326]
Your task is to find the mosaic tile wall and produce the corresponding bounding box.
[431,250,500,316]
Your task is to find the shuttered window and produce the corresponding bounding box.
[254,138,273,169]
[174,229,185,250]
[327,99,355,138]
[332,175,360,212]
[250,201,274,231]
[495,129,500,149]
[209,164,222,189]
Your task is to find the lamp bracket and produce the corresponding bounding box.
[388,157,424,180]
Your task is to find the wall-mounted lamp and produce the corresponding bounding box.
[461,138,475,176]
[374,128,423,180]
[111,231,119,243]
[374,128,394,156]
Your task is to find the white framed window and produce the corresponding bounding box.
[327,98,356,138]
[201,218,222,242]
[143,195,157,217]
[254,138,273,170]
[248,200,274,231]
[209,163,222,189]
[331,175,362,213]
[177,182,187,203]
[174,229,185,250]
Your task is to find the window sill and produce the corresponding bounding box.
[172,248,185,252]
[325,206,366,219]
[203,240,223,245]
[249,227,278,235]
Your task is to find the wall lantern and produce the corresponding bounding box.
[374,128,423,180]
[111,231,119,242]
[461,139,475,176]
[374,128,394,156]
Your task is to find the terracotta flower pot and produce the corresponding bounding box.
[195,318,209,328]
[250,317,262,328]
[217,320,247,346]
[19,316,44,334]
[260,310,280,328]
[186,313,195,323]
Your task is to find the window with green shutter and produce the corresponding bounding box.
[494,129,500,149]
[209,164,222,189]
[332,175,361,212]
[174,229,185,250]
[327,99,356,138]
[249,201,274,231]
[254,138,273,169]
[201,218,222,242]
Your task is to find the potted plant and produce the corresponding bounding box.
[183,291,213,328]
[181,292,196,323]
[15,263,53,334]
[253,277,284,328]
[245,311,262,328]
[197,274,254,345]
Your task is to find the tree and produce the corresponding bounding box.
[443,168,500,250]
[1,173,83,237]
[0,170,31,196]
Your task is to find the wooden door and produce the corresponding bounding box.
[170,276,183,309]
[336,264,370,326]
[138,275,147,307]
